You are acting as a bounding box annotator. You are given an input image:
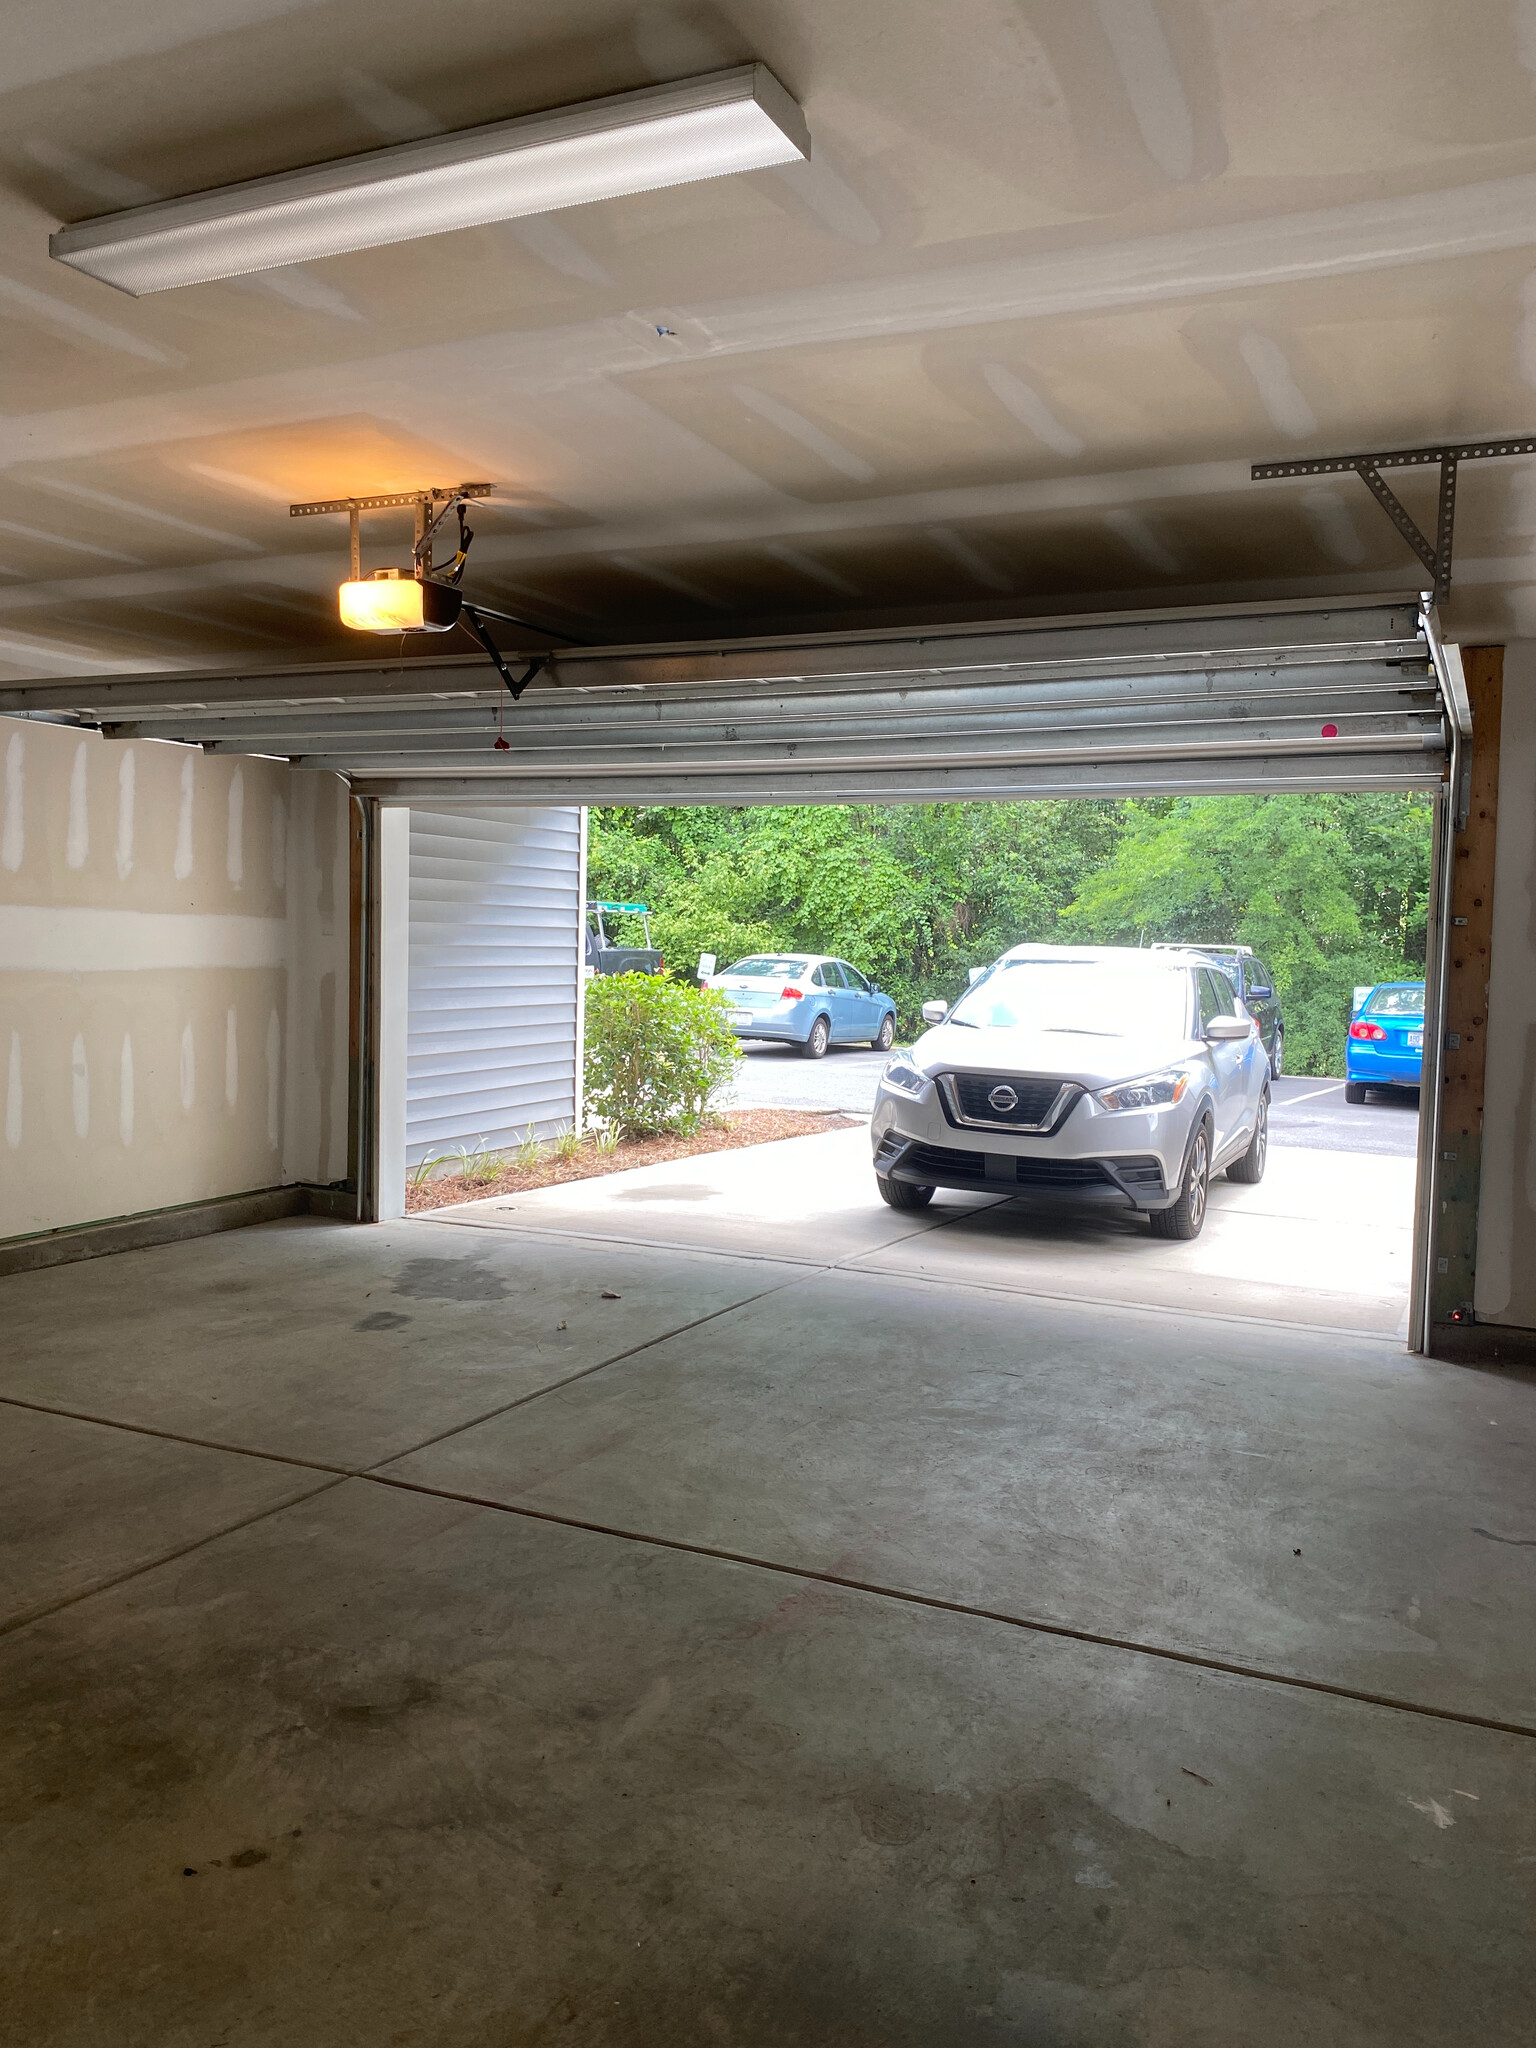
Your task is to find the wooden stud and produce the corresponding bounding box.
[1430,645,1503,1335]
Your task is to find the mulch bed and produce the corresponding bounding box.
[404,1108,863,1213]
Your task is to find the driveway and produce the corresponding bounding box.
[468,1121,1415,1336]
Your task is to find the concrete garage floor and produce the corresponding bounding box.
[2,1135,1533,2045]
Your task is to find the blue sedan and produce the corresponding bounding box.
[707,953,897,1059]
[1345,981,1425,1101]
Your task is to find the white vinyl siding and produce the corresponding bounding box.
[406,806,582,1168]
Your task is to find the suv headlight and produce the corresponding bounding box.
[1095,1070,1190,1112]
[881,1054,927,1097]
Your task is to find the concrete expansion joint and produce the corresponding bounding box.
[4,1383,1533,1749]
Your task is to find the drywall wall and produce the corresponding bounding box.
[0,715,348,1240]
[1474,641,1536,1327]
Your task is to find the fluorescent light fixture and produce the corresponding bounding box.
[340,572,463,633]
[50,65,808,295]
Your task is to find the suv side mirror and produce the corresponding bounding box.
[1248,984,1272,1001]
[1206,1015,1251,1041]
[921,999,949,1024]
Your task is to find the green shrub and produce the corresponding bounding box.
[584,972,741,1138]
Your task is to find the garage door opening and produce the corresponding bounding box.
[6,591,1473,1351]
[541,790,1430,1340]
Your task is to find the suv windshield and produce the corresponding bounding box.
[1365,986,1425,1017]
[723,957,809,981]
[949,960,1189,1037]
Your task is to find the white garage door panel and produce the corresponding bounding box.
[406,806,581,1167]
[9,595,1449,802]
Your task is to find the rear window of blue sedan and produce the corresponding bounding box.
[723,957,809,981]
[1365,986,1424,1017]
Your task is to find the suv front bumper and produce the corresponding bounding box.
[871,1070,1203,1212]
[873,1129,1174,1209]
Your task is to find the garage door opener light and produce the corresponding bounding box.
[294,483,559,740]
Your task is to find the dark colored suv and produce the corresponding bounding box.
[1152,945,1285,1079]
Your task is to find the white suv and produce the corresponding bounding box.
[871,945,1268,1239]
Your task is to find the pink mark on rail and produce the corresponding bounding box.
[1321,723,1339,738]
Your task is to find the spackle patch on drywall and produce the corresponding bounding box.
[1301,486,1366,566]
[180,1021,195,1111]
[5,1030,19,1147]
[981,361,1084,457]
[271,793,286,891]
[225,1006,238,1108]
[119,1033,133,1147]
[173,753,194,881]
[1518,270,1536,391]
[227,766,244,887]
[115,750,134,880]
[2,731,22,873]
[71,1032,88,1139]
[1235,327,1317,441]
[266,1006,281,1148]
[66,741,89,869]
[1090,0,1196,183]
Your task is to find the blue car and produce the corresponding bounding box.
[1345,981,1425,1101]
[707,953,897,1059]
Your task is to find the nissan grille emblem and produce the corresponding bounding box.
[987,1084,1019,1114]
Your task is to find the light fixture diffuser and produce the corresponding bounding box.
[340,573,463,633]
[50,65,808,295]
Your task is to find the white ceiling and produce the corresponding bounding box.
[2,0,1535,679]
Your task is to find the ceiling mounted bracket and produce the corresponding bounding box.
[291,482,495,582]
[1252,436,1536,603]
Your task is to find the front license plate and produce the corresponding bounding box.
[1406,1032,1423,1048]
[729,1010,753,1026]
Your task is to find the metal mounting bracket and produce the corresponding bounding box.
[463,606,547,703]
[290,483,495,581]
[1252,436,1536,603]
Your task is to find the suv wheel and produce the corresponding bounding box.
[874,1013,895,1052]
[800,1014,831,1059]
[1150,1121,1211,1240]
[1226,1090,1268,1183]
[1269,1026,1283,1080]
[877,1175,934,1210]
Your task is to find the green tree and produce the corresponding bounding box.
[588,792,1431,1070]
[588,799,1126,1032]
[1062,793,1431,1073]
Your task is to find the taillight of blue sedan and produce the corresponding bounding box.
[1344,981,1425,1102]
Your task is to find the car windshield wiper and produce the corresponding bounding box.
[1039,1026,1120,1037]
[947,1016,980,1028]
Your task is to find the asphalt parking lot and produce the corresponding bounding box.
[727,1044,1420,1157]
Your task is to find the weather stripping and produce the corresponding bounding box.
[49,66,807,295]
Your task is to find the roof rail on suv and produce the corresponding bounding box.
[1149,942,1252,957]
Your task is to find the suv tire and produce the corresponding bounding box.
[874,1013,896,1052]
[1226,1089,1269,1183]
[876,1175,934,1210]
[1269,1026,1283,1080]
[800,1015,831,1059]
[1150,1120,1211,1240]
